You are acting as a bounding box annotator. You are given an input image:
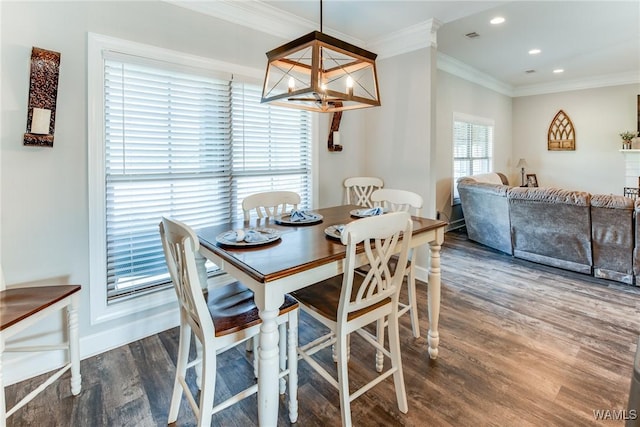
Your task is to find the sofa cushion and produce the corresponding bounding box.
[591,194,634,284]
[463,172,509,185]
[457,178,512,254]
[507,187,592,274]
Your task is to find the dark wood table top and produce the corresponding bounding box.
[197,204,446,284]
[0,284,81,332]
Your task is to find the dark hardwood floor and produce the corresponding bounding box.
[6,229,640,426]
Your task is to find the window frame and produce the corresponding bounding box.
[88,33,318,324]
[451,112,494,205]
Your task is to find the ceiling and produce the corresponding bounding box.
[172,0,640,96]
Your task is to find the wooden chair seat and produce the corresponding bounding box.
[291,275,390,323]
[1,285,81,332]
[208,281,298,337]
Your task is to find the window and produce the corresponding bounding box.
[230,82,312,219]
[452,113,494,203]
[88,34,312,321]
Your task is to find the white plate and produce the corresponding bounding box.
[275,212,323,226]
[215,228,281,247]
[324,224,345,240]
[349,208,386,218]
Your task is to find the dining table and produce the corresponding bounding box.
[195,204,447,426]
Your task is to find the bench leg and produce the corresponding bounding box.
[68,294,81,395]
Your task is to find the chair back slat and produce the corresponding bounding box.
[338,211,412,318]
[344,177,384,207]
[242,191,301,220]
[159,217,212,338]
[371,188,423,216]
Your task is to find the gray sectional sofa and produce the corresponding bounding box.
[457,173,637,285]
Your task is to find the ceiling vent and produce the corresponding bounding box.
[465,32,480,39]
[525,69,536,74]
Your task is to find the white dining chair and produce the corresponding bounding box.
[0,267,81,427]
[371,189,423,334]
[343,176,383,207]
[240,190,301,357]
[242,191,301,221]
[159,217,299,426]
[291,211,412,426]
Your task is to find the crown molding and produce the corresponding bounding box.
[437,52,514,97]
[512,71,640,97]
[166,1,639,98]
[165,0,364,46]
[367,18,442,60]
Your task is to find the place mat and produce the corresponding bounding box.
[349,207,386,218]
[216,228,281,247]
[275,211,323,226]
[324,224,345,240]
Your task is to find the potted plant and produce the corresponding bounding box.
[620,131,636,149]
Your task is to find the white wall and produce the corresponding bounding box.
[435,71,513,220]
[512,84,640,194]
[365,48,435,213]
[316,109,368,208]
[0,0,368,385]
[363,46,437,271]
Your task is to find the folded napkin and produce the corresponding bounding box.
[361,207,383,216]
[289,210,317,222]
[225,229,269,243]
[243,229,269,243]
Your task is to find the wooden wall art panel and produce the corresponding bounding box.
[24,47,61,147]
[548,109,575,151]
[327,101,343,151]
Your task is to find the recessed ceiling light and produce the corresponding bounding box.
[529,49,541,55]
[490,17,505,25]
[553,69,564,74]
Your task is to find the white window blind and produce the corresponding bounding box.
[230,82,312,219]
[452,115,494,203]
[102,57,311,302]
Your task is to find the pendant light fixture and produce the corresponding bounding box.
[261,0,380,113]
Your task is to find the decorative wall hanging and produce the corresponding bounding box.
[547,109,575,151]
[23,47,61,147]
[327,102,343,151]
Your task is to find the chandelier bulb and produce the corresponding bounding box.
[346,76,354,97]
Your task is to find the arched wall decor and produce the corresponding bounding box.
[548,109,575,151]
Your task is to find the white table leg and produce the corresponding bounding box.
[67,294,81,395]
[427,240,442,359]
[257,300,282,426]
[194,252,209,291]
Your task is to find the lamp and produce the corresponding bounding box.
[516,158,528,186]
[261,0,380,113]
